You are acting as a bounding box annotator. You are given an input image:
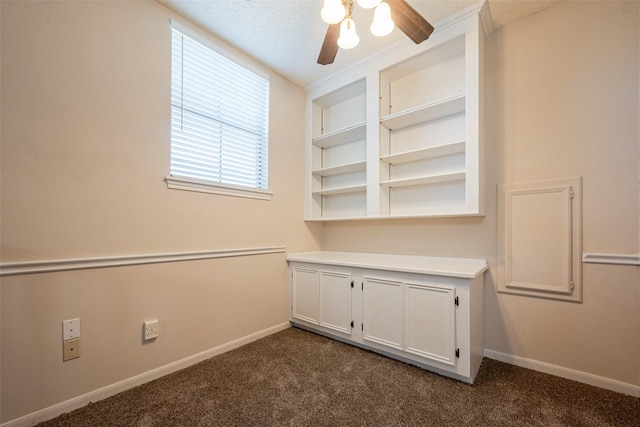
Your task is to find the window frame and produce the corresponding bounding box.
[166,20,272,201]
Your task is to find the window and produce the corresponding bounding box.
[167,24,271,200]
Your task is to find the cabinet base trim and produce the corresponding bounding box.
[483,349,640,398]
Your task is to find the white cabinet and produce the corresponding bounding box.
[404,282,456,365]
[319,271,352,334]
[287,251,488,384]
[291,266,353,337]
[291,267,320,325]
[362,277,403,350]
[304,2,491,220]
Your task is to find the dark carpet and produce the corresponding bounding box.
[39,327,640,426]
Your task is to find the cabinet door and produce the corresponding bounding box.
[319,271,352,335]
[291,267,319,324]
[405,282,456,365]
[362,277,403,350]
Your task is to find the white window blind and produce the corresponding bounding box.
[170,27,269,195]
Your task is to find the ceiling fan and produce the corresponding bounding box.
[318,0,435,65]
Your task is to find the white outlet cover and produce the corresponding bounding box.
[144,320,159,340]
[63,318,80,341]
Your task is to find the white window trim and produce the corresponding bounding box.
[167,19,271,200]
[165,175,273,201]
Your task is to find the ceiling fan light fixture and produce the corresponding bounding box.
[370,2,394,37]
[318,0,433,65]
[321,0,347,24]
[337,18,360,49]
[356,0,381,9]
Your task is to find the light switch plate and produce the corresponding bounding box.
[62,318,80,341]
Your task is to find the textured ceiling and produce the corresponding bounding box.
[159,0,561,88]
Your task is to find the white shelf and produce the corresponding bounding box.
[380,171,466,188]
[312,184,367,196]
[380,141,465,165]
[380,94,465,131]
[312,160,367,177]
[312,122,366,149]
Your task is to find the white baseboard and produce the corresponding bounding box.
[2,322,290,427]
[484,349,640,398]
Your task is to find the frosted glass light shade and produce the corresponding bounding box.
[370,2,394,37]
[321,0,347,24]
[338,18,360,49]
[357,0,381,9]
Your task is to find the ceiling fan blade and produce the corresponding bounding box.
[317,23,340,65]
[387,0,434,44]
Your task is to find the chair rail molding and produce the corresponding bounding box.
[0,246,287,276]
[581,253,640,266]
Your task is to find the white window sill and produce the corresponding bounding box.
[165,176,272,201]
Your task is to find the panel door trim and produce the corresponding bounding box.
[291,267,320,325]
[362,276,403,350]
[319,270,352,335]
[404,281,457,366]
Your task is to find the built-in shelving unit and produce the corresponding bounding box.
[379,34,471,217]
[304,1,490,220]
[308,79,367,219]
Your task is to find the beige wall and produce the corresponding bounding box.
[487,0,639,386]
[0,0,320,422]
[324,0,640,386]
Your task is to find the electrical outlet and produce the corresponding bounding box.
[62,318,80,341]
[144,320,159,341]
[63,338,81,361]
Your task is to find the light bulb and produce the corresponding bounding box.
[338,18,360,49]
[356,0,381,9]
[370,2,394,37]
[321,0,346,24]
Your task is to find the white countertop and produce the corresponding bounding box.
[286,251,488,279]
